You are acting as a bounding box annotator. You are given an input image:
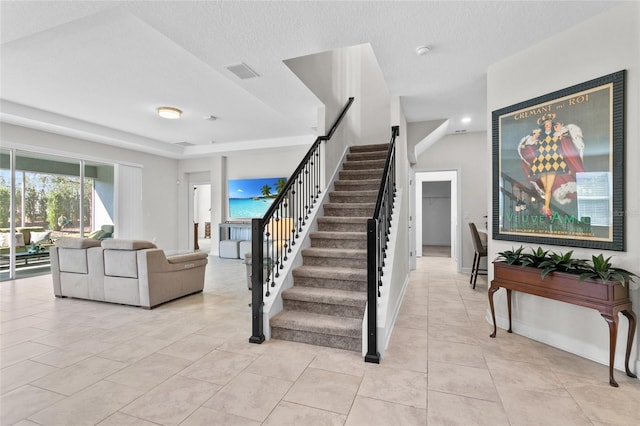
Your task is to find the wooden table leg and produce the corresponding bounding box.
[506,288,513,333]
[601,313,619,387]
[621,309,638,379]
[488,286,499,338]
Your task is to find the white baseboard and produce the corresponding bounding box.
[487,309,639,375]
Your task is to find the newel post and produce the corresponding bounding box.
[249,218,265,344]
[365,218,380,363]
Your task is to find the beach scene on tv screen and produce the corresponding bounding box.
[228,177,287,218]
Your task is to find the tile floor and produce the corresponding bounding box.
[1,255,639,425]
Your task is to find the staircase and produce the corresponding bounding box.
[270,143,389,351]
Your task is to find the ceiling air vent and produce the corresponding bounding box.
[226,62,260,79]
[174,141,196,147]
[454,129,467,134]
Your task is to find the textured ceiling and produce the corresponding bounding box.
[0,1,619,158]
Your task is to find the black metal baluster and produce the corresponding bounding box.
[250,98,354,346]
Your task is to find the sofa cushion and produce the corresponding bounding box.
[58,248,90,274]
[30,230,52,245]
[55,238,102,249]
[86,229,105,240]
[104,250,139,278]
[0,233,8,248]
[0,233,25,248]
[101,239,156,250]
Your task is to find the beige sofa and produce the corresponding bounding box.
[50,238,208,308]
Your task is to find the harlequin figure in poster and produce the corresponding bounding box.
[518,113,585,218]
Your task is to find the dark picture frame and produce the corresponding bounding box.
[492,70,625,251]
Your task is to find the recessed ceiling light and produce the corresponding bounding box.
[461,117,472,124]
[157,106,182,119]
[415,45,431,56]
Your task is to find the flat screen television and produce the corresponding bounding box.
[227,177,287,219]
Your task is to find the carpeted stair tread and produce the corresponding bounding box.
[293,265,367,282]
[323,203,376,217]
[283,286,366,307]
[309,231,366,240]
[334,179,381,192]
[349,143,389,153]
[343,159,386,170]
[302,247,367,259]
[334,178,381,186]
[323,202,375,209]
[317,217,369,224]
[340,169,383,177]
[271,311,362,338]
[329,193,378,204]
[317,216,369,232]
[346,151,388,161]
[329,189,380,198]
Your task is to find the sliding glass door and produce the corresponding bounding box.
[0,149,114,280]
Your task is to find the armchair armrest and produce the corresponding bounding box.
[141,250,208,273]
[137,249,208,308]
[166,252,208,265]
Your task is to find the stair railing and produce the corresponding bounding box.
[365,125,399,363]
[250,97,355,344]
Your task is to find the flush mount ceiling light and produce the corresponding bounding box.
[461,117,472,124]
[415,45,431,56]
[157,106,182,119]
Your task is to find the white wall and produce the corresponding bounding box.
[1,123,180,249]
[357,44,391,145]
[285,47,351,179]
[285,43,391,181]
[414,131,488,271]
[378,96,411,356]
[487,2,640,373]
[178,146,308,254]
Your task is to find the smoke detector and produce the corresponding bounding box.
[415,45,431,56]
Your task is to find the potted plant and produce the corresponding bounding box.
[520,246,549,268]
[495,246,637,285]
[578,253,638,286]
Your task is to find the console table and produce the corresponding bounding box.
[0,250,50,267]
[489,261,637,387]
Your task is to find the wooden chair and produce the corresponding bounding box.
[468,222,487,289]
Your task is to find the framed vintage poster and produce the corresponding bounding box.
[492,70,625,251]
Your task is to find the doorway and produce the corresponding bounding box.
[415,170,460,271]
[422,181,451,257]
[193,183,212,253]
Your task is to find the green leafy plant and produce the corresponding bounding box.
[579,254,638,286]
[521,247,549,268]
[496,245,638,287]
[496,246,526,265]
[538,250,587,279]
